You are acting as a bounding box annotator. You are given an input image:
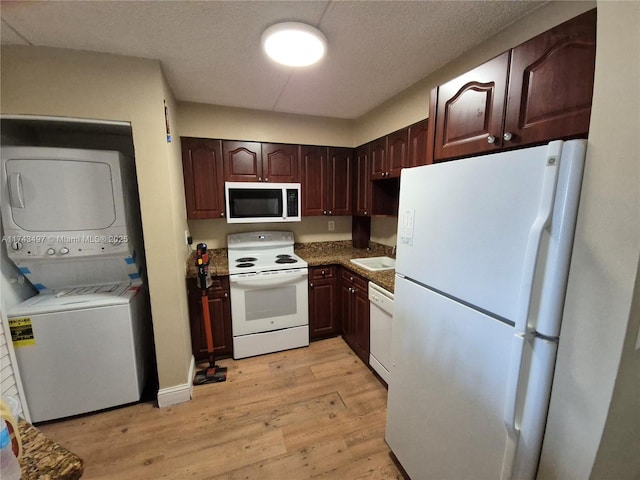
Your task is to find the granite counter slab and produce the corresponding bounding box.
[185,241,396,293]
[18,418,84,480]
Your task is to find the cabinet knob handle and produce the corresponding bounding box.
[323,210,327,215]
[310,282,314,288]
[487,135,497,144]
[258,177,262,182]
[321,270,325,276]
[224,292,228,298]
[264,178,269,182]
[503,132,513,142]
[220,212,225,217]
[328,210,332,215]
[364,211,368,215]
[350,276,354,281]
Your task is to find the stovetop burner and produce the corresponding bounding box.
[236,257,258,263]
[275,257,297,264]
[227,231,308,275]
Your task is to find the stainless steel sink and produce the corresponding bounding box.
[350,256,396,272]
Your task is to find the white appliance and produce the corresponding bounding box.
[1,146,143,292]
[386,140,586,479]
[7,283,150,423]
[227,231,309,359]
[369,282,394,385]
[1,145,151,422]
[225,182,301,223]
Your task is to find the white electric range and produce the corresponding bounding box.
[227,231,309,359]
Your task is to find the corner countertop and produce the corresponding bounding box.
[185,241,396,293]
[18,418,84,480]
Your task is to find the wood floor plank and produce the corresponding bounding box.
[37,337,404,479]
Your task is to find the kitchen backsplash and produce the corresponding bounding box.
[189,215,399,249]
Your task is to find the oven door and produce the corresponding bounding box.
[229,268,309,336]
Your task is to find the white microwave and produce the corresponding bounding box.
[225,182,301,223]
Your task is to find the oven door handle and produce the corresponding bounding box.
[229,271,308,287]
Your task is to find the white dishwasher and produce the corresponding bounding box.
[368,282,394,385]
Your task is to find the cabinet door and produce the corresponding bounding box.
[504,9,596,147]
[370,138,387,180]
[309,267,339,340]
[187,278,233,360]
[386,127,409,177]
[354,144,371,216]
[327,147,352,216]
[181,137,225,219]
[262,143,299,183]
[340,275,354,342]
[408,119,430,167]
[340,268,369,364]
[223,141,262,182]
[434,52,510,161]
[352,287,370,365]
[300,145,328,216]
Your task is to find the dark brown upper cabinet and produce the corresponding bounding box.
[369,137,388,180]
[433,9,596,161]
[327,147,353,216]
[354,144,371,216]
[504,9,596,147]
[300,146,352,216]
[434,52,510,160]
[261,143,299,183]
[223,141,298,182]
[181,137,226,219]
[300,145,328,216]
[408,119,430,168]
[386,127,409,177]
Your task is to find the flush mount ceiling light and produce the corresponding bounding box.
[262,22,327,67]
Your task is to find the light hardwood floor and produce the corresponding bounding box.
[38,337,406,479]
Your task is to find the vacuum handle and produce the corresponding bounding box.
[196,243,210,292]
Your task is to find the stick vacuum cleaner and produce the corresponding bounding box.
[193,243,227,385]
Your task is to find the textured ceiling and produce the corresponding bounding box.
[1,1,546,119]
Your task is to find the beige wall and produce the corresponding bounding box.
[0,47,193,391]
[538,3,640,478]
[178,102,354,147]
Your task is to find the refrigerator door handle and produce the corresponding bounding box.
[501,331,531,479]
[514,149,561,332]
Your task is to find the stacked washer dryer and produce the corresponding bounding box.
[1,146,152,423]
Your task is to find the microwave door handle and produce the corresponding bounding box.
[8,173,25,208]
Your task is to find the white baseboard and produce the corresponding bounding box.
[157,355,195,408]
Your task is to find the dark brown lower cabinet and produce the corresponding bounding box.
[340,268,370,365]
[187,277,233,360]
[308,266,340,340]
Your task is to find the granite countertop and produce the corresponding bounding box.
[18,418,84,480]
[186,241,396,293]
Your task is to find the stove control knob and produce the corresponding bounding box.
[60,247,70,255]
[46,248,56,256]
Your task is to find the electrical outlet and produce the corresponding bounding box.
[328,220,335,231]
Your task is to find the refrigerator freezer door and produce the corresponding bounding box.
[396,141,572,329]
[386,277,518,479]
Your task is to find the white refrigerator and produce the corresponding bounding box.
[385,140,586,479]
